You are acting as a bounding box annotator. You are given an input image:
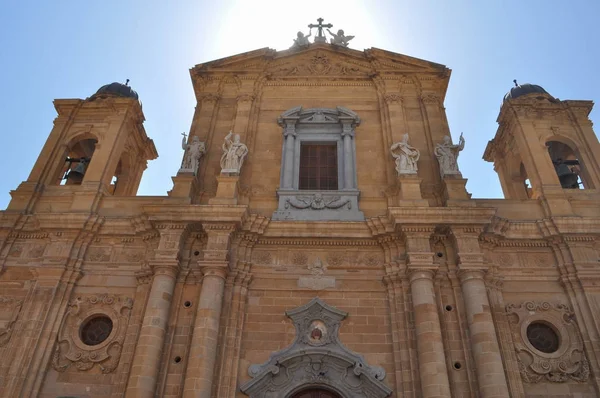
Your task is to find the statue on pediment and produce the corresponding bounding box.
[327,29,354,47]
[292,29,312,48]
[220,131,248,174]
[435,133,465,177]
[179,133,205,175]
[391,133,420,174]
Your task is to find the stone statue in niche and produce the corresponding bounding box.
[179,132,205,175]
[327,29,354,47]
[220,131,248,174]
[391,133,420,174]
[435,133,465,177]
[292,29,312,48]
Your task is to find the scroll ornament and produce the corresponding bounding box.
[52,294,133,374]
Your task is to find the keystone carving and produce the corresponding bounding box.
[506,301,589,383]
[241,298,392,397]
[52,294,133,374]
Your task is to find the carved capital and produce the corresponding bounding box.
[408,268,436,283]
[384,93,403,105]
[457,268,486,283]
[199,93,221,104]
[421,93,440,105]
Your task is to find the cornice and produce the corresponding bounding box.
[387,206,497,227]
[142,204,248,224]
[256,238,378,247]
[261,220,372,239]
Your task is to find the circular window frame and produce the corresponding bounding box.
[78,314,115,347]
[520,315,568,359]
[72,310,118,351]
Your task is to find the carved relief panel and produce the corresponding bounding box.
[52,294,133,373]
[0,297,23,346]
[506,301,589,383]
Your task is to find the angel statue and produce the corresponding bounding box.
[292,29,312,48]
[326,29,354,47]
[390,134,420,175]
[220,131,248,174]
[179,132,206,175]
[434,133,465,178]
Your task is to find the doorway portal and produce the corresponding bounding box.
[291,388,342,398]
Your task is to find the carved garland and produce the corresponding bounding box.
[506,301,589,383]
[52,294,133,373]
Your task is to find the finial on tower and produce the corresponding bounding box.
[513,79,519,87]
[125,79,130,86]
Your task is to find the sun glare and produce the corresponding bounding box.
[215,0,379,56]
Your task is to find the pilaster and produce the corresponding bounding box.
[402,226,452,398]
[453,226,510,398]
[125,223,188,398]
[183,223,236,398]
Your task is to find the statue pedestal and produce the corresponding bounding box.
[442,175,474,206]
[208,174,239,205]
[397,174,429,206]
[168,172,198,200]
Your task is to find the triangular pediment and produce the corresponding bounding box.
[191,43,449,77]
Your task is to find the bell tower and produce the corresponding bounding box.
[8,82,158,213]
[484,82,600,215]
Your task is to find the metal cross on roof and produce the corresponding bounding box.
[308,17,333,43]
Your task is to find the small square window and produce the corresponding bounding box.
[299,144,338,190]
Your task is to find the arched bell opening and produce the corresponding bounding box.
[519,162,533,198]
[58,138,97,185]
[108,147,140,196]
[546,140,591,189]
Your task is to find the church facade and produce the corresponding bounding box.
[1,25,600,398]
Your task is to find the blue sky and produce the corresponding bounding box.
[1,1,599,208]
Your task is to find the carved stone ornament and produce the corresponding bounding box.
[285,194,351,210]
[505,301,590,383]
[0,297,23,346]
[52,294,133,374]
[240,298,392,398]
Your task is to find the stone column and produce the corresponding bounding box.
[458,270,510,398]
[454,227,510,398]
[403,227,451,398]
[342,123,354,189]
[282,122,297,189]
[409,269,452,398]
[183,223,234,398]
[126,225,187,398]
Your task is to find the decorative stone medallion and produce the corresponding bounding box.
[506,301,589,383]
[52,294,133,373]
[241,298,392,398]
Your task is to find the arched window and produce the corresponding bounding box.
[546,140,588,189]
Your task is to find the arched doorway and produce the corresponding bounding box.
[291,388,342,398]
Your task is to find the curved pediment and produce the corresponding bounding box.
[278,107,360,126]
[240,298,392,398]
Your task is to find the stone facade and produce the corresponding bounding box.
[1,41,599,398]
